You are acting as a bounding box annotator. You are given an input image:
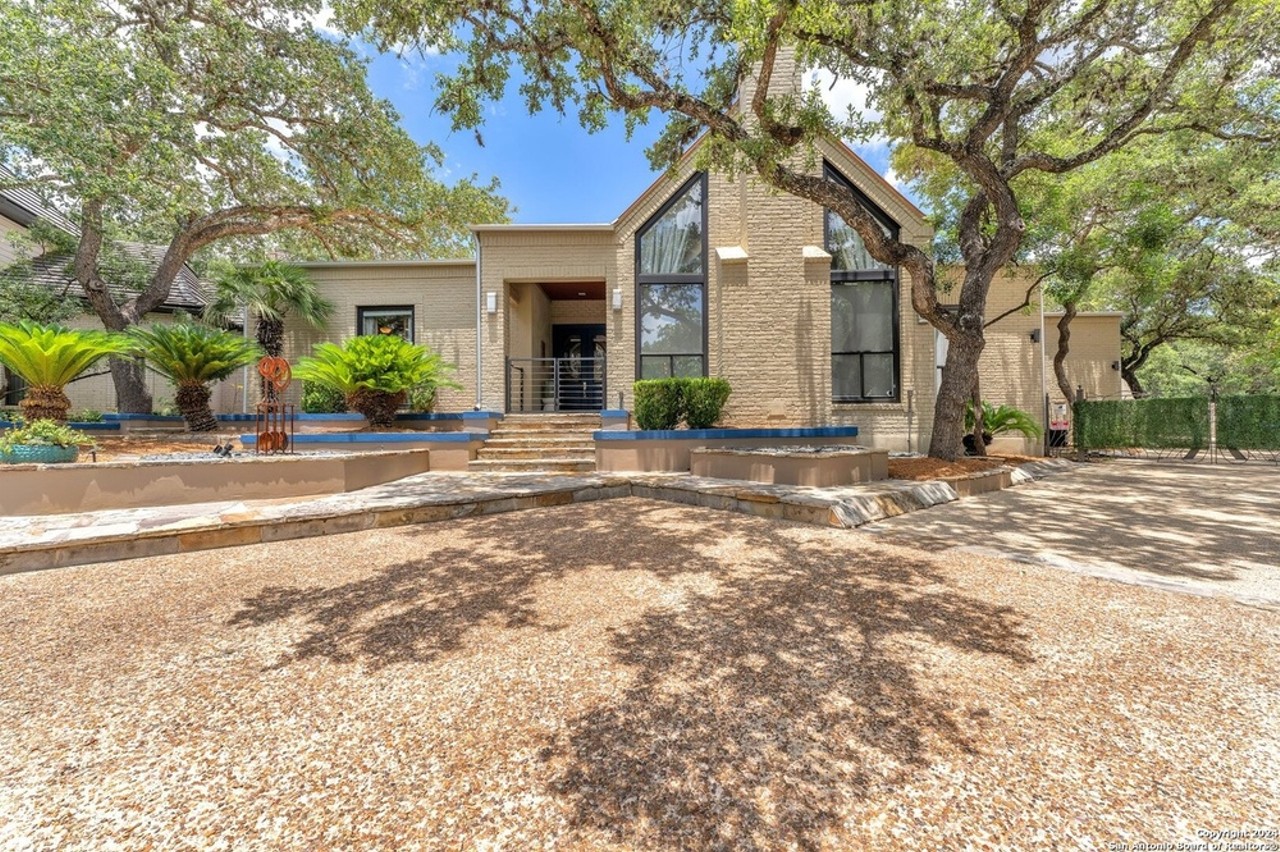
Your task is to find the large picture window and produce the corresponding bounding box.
[357,306,414,341]
[825,163,900,402]
[636,173,706,378]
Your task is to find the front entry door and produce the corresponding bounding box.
[552,324,606,410]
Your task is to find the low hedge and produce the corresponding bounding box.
[1218,395,1280,451]
[300,380,347,414]
[634,377,732,430]
[1074,397,1209,451]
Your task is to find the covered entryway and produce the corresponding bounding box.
[505,281,607,413]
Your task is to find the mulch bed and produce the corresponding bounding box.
[887,453,1041,481]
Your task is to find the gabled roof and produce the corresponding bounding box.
[0,165,207,311]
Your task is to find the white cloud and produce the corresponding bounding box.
[883,166,901,188]
[307,3,342,37]
[805,68,881,123]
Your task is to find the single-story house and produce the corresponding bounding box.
[3,56,1122,453]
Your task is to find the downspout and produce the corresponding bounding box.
[474,233,483,410]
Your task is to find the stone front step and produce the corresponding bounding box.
[490,423,600,435]
[488,429,600,441]
[476,446,595,460]
[483,436,594,448]
[467,458,596,474]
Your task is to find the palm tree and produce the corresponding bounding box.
[0,321,133,422]
[204,261,335,358]
[130,323,261,432]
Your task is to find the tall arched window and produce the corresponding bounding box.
[636,173,707,378]
[826,163,900,402]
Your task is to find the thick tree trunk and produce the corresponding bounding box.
[109,356,153,414]
[930,329,985,461]
[1053,302,1078,404]
[1121,368,1145,398]
[257,317,284,358]
[176,382,217,432]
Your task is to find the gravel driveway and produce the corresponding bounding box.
[1,497,1276,849]
[866,459,1280,606]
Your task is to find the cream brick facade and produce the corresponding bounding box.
[284,261,478,413]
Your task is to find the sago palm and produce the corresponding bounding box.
[204,261,335,358]
[294,334,460,427]
[0,321,133,422]
[130,323,262,432]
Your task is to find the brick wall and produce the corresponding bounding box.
[288,261,478,413]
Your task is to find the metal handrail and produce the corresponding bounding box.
[506,356,606,413]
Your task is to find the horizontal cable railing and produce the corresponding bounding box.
[506,357,606,413]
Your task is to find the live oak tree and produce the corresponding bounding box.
[337,0,1278,458]
[0,0,509,412]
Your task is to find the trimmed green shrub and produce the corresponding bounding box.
[634,377,733,430]
[1218,395,1280,451]
[682,377,732,429]
[0,418,95,453]
[634,379,685,430]
[301,380,348,413]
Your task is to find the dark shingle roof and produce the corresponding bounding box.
[0,165,207,311]
[27,247,208,312]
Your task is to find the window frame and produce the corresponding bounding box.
[634,171,709,380]
[356,305,415,342]
[825,162,902,403]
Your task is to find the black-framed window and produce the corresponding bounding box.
[825,163,900,402]
[636,173,707,379]
[357,305,414,341]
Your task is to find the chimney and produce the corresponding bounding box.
[736,45,803,110]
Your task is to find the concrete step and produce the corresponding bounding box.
[486,424,596,437]
[483,436,595,448]
[467,458,597,474]
[476,447,595,460]
[497,417,601,430]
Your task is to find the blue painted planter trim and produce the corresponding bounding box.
[104,413,185,422]
[239,431,484,445]
[593,426,860,441]
[459,411,504,421]
[2,421,120,431]
[600,410,629,418]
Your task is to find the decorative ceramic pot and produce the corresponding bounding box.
[0,444,79,464]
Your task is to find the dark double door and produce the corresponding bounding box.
[551,324,606,410]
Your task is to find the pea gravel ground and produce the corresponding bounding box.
[1,497,1276,850]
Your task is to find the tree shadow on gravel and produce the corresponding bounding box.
[229,499,1033,846]
[539,528,1033,849]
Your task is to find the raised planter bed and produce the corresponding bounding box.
[106,411,504,434]
[595,426,861,473]
[690,445,888,486]
[239,431,486,470]
[0,449,431,516]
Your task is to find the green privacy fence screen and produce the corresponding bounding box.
[1073,397,1210,451]
[1217,395,1280,452]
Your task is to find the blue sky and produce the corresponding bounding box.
[359,48,910,224]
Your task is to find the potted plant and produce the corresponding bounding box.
[0,418,95,464]
[963,400,1044,454]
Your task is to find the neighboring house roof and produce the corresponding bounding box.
[26,245,208,312]
[0,166,79,236]
[0,165,206,311]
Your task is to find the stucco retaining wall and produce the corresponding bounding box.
[0,449,431,515]
[595,427,861,473]
[690,447,889,486]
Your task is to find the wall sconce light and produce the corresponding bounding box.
[1029,328,1041,343]
[1110,361,1121,371]
[485,291,497,314]
[611,287,624,311]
